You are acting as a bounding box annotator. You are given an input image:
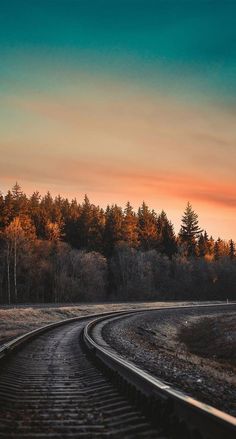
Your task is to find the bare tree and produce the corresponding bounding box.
[3,216,36,303]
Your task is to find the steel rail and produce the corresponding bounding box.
[0,302,235,438]
[0,309,133,361]
[0,309,162,438]
[1,301,233,361]
[83,305,236,439]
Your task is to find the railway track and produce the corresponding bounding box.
[0,305,235,438]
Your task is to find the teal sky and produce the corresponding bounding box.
[1,0,236,100]
[0,1,236,239]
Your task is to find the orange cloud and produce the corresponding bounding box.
[1,83,236,239]
[1,141,235,211]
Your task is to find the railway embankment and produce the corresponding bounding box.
[103,305,236,416]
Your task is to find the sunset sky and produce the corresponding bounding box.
[1,1,236,239]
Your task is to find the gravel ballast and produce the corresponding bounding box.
[102,305,236,416]
[0,301,196,346]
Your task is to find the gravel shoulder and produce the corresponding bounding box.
[102,305,236,416]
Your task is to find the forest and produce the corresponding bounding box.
[0,183,235,304]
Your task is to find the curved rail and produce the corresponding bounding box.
[0,302,235,438]
[0,310,160,438]
[0,309,131,361]
[0,301,234,362]
[83,307,236,439]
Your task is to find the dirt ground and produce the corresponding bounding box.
[103,305,236,416]
[178,313,236,365]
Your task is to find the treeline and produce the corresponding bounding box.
[0,183,235,304]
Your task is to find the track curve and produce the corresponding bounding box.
[84,305,236,439]
[0,304,235,438]
[0,316,160,438]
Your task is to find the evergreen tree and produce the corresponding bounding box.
[77,195,94,248]
[70,198,80,217]
[122,202,139,247]
[1,182,236,304]
[3,191,15,226]
[12,182,22,198]
[198,231,210,257]
[103,205,123,255]
[0,192,4,229]
[60,198,71,223]
[198,234,205,257]
[214,239,220,260]
[12,182,28,216]
[229,239,235,260]
[87,206,105,252]
[64,199,81,248]
[29,191,42,237]
[40,192,54,238]
[156,211,177,257]
[179,202,202,256]
[214,238,229,258]
[138,202,157,250]
[208,236,215,256]
[53,195,65,227]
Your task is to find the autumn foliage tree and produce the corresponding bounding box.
[3,215,36,303]
[138,202,157,250]
[122,202,139,247]
[0,183,235,303]
[103,205,123,255]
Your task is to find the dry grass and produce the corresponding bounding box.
[178,314,236,366]
[0,301,191,345]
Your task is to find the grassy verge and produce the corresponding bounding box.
[0,301,188,345]
[178,314,236,366]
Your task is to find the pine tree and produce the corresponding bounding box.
[87,206,105,252]
[53,195,65,226]
[198,231,210,257]
[3,191,15,225]
[12,182,23,199]
[77,195,93,248]
[60,198,71,222]
[12,182,28,216]
[29,191,42,237]
[214,239,220,260]
[229,239,235,260]
[214,238,229,258]
[64,199,81,248]
[103,205,123,255]
[179,202,203,256]
[156,211,177,257]
[208,236,215,256]
[0,192,4,229]
[122,202,139,247]
[138,202,157,250]
[40,192,54,238]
